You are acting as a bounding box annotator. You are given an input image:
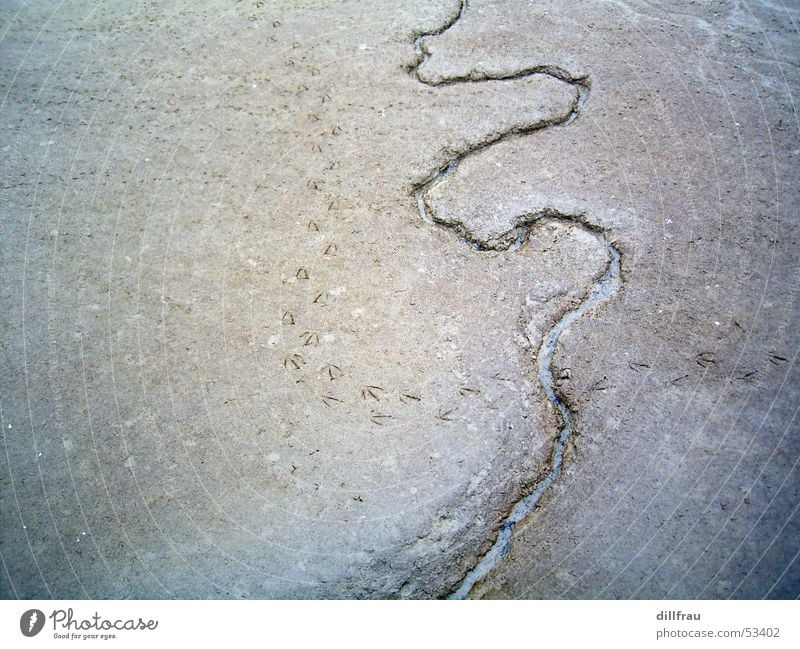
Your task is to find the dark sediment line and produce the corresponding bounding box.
[407,0,623,599]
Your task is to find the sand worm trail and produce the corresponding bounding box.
[407,0,623,599]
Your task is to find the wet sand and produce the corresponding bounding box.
[1,0,798,598]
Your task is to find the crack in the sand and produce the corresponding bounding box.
[408,0,623,599]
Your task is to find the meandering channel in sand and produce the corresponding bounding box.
[408,0,624,598]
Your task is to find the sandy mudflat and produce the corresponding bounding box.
[1,0,798,599]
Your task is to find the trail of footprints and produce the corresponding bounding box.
[275,221,481,431]
[255,0,619,596]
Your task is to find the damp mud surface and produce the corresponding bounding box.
[1,0,799,599]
